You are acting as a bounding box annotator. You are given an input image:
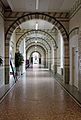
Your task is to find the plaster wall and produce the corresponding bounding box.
[19,39,26,74]
[69,35,79,88]
[69,8,81,89]
[69,9,81,31]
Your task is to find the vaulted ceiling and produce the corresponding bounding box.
[20,19,54,30]
[2,0,75,12]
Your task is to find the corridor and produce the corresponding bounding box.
[0,67,81,120]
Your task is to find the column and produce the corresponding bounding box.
[48,50,51,70]
[78,29,81,92]
[53,48,57,74]
[46,52,48,68]
[5,40,10,84]
[44,54,46,68]
[63,38,69,84]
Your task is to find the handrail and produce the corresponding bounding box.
[10,60,16,82]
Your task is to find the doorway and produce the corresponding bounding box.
[32,52,40,68]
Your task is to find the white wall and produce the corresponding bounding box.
[56,31,63,75]
[19,39,26,74]
[9,31,16,83]
[69,8,81,31]
[69,35,79,88]
[69,8,81,89]
[51,46,54,71]
[0,13,4,87]
[10,31,16,61]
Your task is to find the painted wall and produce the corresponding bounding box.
[51,46,54,71]
[10,31,16,83]
[69,8,81,90]
[0,13,4,87]
[55,31,63,75]
[19,38,26,74]
[10,31,16,62]
[69,9,81,31]
[69,35,79,88]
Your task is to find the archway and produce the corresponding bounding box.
[32,52,40,66]
[26,45,46,68]
[5,13,69,84]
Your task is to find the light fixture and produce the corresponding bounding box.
[36,0,39,10]
[35,41,37,43]
[35,22,38,30]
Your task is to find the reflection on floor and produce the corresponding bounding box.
[0,67,81,120]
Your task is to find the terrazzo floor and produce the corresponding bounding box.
[0,66,81,120]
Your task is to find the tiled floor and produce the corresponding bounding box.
[0,75,15,102]
[54,74,81,105]
[0,67,81,120]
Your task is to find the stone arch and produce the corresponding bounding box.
[25,39,51,68]
[16,29,57,49]
[30,51,41,58]
[29,51,42,64]
[26,45,46,66]
[26,42,48,53]
[25,37,51,49]
[69,27,79,39]
[5,13,68,40]
[5,12,69,84]
[17,37,51,52]
[26,45,46,58]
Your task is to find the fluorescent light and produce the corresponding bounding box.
[35,41,37,43]
[36,23,38,30]
[36,0,39,10]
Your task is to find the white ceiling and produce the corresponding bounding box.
[7,0,76,12]
[20,19,54,30]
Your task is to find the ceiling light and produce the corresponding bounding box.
[36,23,38,30]
[36,0,39,10]
[35,41,37,43]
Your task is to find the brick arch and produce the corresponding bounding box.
[27,45,46,65]
[17,31,53,52]
[69,27,79,39]
[26,44,46,53]
[25,38,51,50]
[26,44,46,61]
[29,51,41,57]
[5,13,68,41]
[5,12,69,84]
[16,29,57,49]
[26,43,48,52]
[26,42,48,53]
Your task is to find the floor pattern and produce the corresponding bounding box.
[0,67,81,120]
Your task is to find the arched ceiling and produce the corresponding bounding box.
[26,43,48,54]
[6,13,68,42]
[30,51,41,58]
[26,43,48,56]
[25,37,51,50]
[26,45,46,59]
[20,19,54,30]
[16,29,58,52]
